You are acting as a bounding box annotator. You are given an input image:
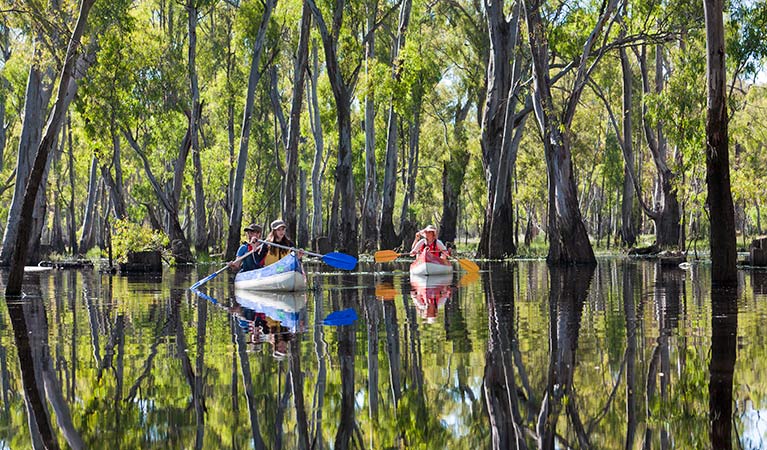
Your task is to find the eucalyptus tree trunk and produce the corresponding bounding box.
[0,44,51,266]
[619,43,637,247]
[398,98,422,248]
[187,0,207,253]
[477,0,525,259]
[625,45,681,248]
[308,0,359,256]
[704,0,737,285]
[283,0,311,240]
[298,169,309,247]
[523,0,613,265]
[0,25,9,171]
[308,41,326,246]
[379,0,413,249]
[67,114,77,253]
[79,156,100,253]
[439,100,471,244]
[100,120,127,220]
[360,1,379,253]
[5,0,97,295]
[225,0,275,259]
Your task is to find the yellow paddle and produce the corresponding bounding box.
[373,249,480,273]
[373,250,408,263]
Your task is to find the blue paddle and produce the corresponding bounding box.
[322,308,358,326]
[257,239,357,271]
[190,247,258,289]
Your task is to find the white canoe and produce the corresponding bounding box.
[234,253,307,291]
[409,250,453,276]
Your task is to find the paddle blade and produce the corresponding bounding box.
[321,252,358,270]
[322,308,358,326]
[375,283,397,300]
[374,250,401,263]
[457,258,480,273]
[459,271,480,287]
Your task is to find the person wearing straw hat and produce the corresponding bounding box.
[228,223,264,272]
[410,224,449,261]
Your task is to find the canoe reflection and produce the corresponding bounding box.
[409,273,453,323]
[231,290,308,358]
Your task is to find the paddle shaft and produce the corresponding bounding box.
[257,239,322,258]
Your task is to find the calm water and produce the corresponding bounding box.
[0,259,765,449]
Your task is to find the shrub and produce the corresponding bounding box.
[112,219,169,263]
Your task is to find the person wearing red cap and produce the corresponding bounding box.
[410,224,449,261]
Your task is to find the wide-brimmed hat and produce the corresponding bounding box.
[244,223,262,232]
[270,219,287,230]
[421,224,438,234]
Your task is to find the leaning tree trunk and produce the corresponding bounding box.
[524,0,618,264]
[283,0,311,240]
[524,0,601,265]
[360,0,379,253]
[225,0,274,260]
[6,0,97,296]
[379,0,413,250]
[704,0,737,284]
[0,43,51,266]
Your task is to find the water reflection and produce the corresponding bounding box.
[410,273,453,324]
[0,261,759,448]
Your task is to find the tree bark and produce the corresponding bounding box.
[187,0,207,253]
[308,41,326,246]
[477,0,524,259]
[704,0,737,284]
[360,0,379,253]
[283,0,311,240]
[0,43,51,266]
[619,39,637,247]
[307,0,359,256]
[6,0,97,295]
[439,100,471,244]
[524,0,606,265]
[379,0,413,249]
[225,0,275,259]
[79,156,100,253]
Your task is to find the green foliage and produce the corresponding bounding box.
[111,218,169,262]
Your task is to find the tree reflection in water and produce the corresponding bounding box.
[709,285,737,450]
[0,261,753,448]
[6,274,84,449]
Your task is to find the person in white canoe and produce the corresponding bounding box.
[410,224,450,260]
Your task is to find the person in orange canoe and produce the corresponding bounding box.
[410,224,450,261]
